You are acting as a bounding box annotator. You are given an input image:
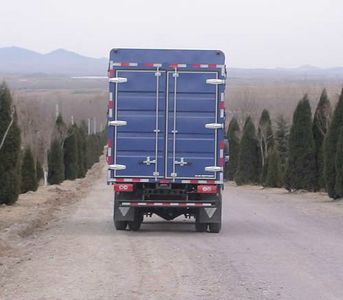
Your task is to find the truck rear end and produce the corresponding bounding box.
[107,49,226,232]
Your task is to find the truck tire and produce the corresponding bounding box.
[195,222,207,232]
[128,213,143,231]
[208,222,221,233]
[115,221,128,230]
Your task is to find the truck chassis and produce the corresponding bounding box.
[113,183,222,233]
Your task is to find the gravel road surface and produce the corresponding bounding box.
[1,164,343,300]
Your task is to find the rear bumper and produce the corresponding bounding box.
[107,177,223,185]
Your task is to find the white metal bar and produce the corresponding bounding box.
[114,79,119,176]
[154,67,160,178]
[172,68,178,179]
[165,73,169,178]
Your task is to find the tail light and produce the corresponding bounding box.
[197,185,217,194]
[114,183,134,192]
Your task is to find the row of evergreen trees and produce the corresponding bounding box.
[47,115,106,185]
[226,88,343,199]
[0,82,106,205]
[0,83,21,205]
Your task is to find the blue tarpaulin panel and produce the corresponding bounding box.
[108,49,226,181]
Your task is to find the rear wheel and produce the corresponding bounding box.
[195,222,207,232]
[115,221,128,231]
[129,212,143,231]
[208,222,221,233]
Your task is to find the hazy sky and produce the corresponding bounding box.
[0,0,342,68]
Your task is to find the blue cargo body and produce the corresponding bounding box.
[107,49,226,183]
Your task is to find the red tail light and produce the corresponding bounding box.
[114,183,134,192]
[197,185,217,194]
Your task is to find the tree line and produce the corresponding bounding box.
[0,83,106,205]
[226,88,343,200]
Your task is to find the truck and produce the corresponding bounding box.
[107,49,227,233]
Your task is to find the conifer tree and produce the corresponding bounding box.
[55,114,67,140]
[64,125,79,180]
[325,88,343,198]
[275,115,289,177]
[285,95,316,191]
[79,121,89,173]
[258,109,274,184]
[235,116,260,185]
[264,147,282,188]
[76,124,87,178]
[36,159,44,182]
[0,83,21,205]
[334,128,343,198]
[312,89,332,190]
[21,147,38,193]
[48,139,64,184]
[226,117,240,180]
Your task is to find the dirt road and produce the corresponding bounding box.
[1,164,343,300]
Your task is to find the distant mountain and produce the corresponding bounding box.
[0,47,108,75]
[229,65,343,79]
[0,46,342,78]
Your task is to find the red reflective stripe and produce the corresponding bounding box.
[121,62,129,67]
[114,183,134,192]
[108,100,113,109]
[116,178,124,182]
[207,180,215,184]
[122,202,213,207]
[170,64,177,68]
[190,180,198,184]
[197,185,217,193]
[144,63,154,67]
[208,64,217,68]
[132,178,140,183]
[220,141,225,149]
[108,70,115,77]
[160,179,170,184]
[219,158,224,167]
[219,102,225,109]
[192,64,200,68]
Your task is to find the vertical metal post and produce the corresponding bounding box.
[88,118,91,135]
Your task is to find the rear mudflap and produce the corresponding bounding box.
[197,205,221,223]
[114,204,135,222]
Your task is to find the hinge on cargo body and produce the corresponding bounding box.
[206,79,225,85]
[108,120,127,127]
[205,166,223,172]
[108,164,126,171]
[205,123,224,129]
[109,77,128,84]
